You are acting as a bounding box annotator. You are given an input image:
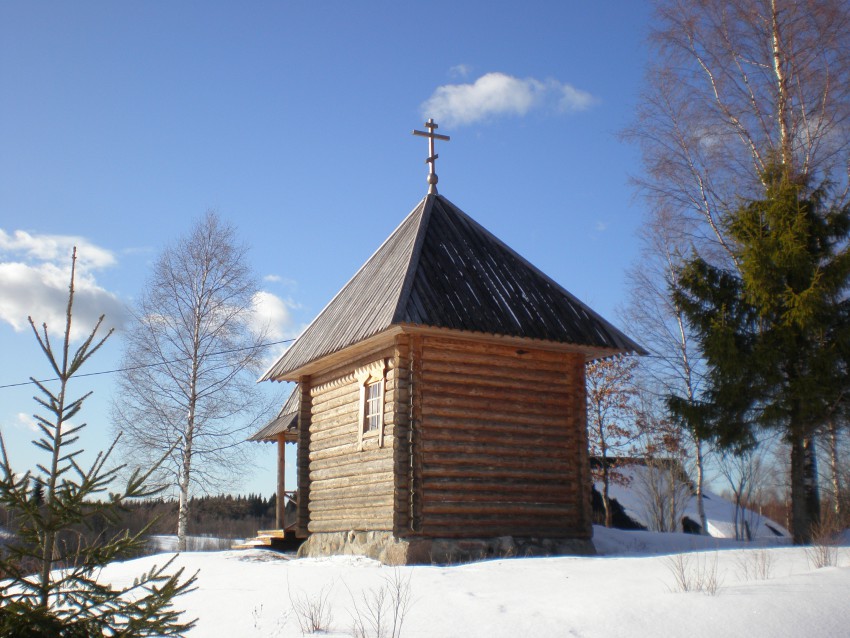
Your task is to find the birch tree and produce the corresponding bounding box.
[113,212,272,551]
[632,0,850,258]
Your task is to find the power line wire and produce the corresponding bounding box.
[0,338,295,390]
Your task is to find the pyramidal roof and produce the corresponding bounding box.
[261,194,644,381]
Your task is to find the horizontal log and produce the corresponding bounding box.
[422,335,573,363]
[417,373,567,400]
[308,505,395,522]
[311,383,359,408]
[310,481,395,501]
[308,507,393,533]
[309,446,393,471]
[419,439,573,461]
[421,404,569,429]
[421,453,569,472]
[309,519,393,533]
[419,508,578,524]
[423,343,571,373]
[384,411,406,429]
[423,379,568,408]
[422,425,573,449]
[420,488,573,506]
[384,387,408,405]
[312,471,395,491]
[418,517,577,530]
[310,457,394,481]
[310,418,358,443]
[310,431,357,455]
[416,523,580,538]
[309,493,395,513]
[420,501,577,517]
[424,394,569,422]
[420,415,573,441]
[422,477,573,494]
[421,361,571,389]
[312,395,360,422]
[310,422,395,451]
[418,465,570,482]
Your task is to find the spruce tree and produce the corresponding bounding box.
[0,249,196,636]
[672,168,850,543]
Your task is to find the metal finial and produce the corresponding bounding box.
[412,118,450,194]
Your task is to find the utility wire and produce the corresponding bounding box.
[0,338,295,390]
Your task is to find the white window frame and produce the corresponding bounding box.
[356,359,386,450]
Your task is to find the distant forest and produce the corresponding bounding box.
[121,493,279,539]
[0,493,279,553]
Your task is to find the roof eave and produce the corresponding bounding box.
[263,326,405,382]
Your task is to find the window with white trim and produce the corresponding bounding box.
[364,381,383,432]
[355,359,386,450]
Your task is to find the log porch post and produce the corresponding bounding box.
[276,433,286,529]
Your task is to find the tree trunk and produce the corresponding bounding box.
[601,461,612,528]
[694,438,708,534]
[803,434,821,530]
[827,421,842,522]
[177,429,194,552]
[789,431,820,543]
[770,0,793,171]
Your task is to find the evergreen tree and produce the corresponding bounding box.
[673,169,850,543]
[0,249,196,636]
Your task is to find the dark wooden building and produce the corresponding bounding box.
[256,189,643,564]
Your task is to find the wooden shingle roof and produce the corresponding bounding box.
[247,385,299,442]
[260,194,644,381]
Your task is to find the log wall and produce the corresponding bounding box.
[411,335,592,539]
[304,346,402,534]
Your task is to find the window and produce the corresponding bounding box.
[355,359,386,450]
[364,381,382,432]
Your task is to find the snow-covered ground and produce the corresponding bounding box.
[95,526,850,637]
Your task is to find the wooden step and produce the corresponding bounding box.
[231,536,274,549]
[256,529,286,538]
[232,528,304,551]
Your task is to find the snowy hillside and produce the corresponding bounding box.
[92,526,849,638]
[595,464,790,539]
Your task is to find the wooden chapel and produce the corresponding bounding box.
[251,120,643,563]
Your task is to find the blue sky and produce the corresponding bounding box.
[1,1,653,498]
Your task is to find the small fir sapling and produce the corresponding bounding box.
[0,248,196,637]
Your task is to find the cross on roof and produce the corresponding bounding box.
[412,118,450,194]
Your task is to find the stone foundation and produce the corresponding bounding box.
[296,531,596,565]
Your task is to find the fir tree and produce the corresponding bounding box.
[672,169,850,543]
[0,249,196,636]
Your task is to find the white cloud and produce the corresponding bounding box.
[0,230,116,270]
[595,221,608,232]
[422,72,595,127]
[263,274,283,283]
[250,291,297,341]
[0,229,127,340]
[449,64,472,79]
[15,412,38,432]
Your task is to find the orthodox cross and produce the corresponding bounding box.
[412,118,450,194]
